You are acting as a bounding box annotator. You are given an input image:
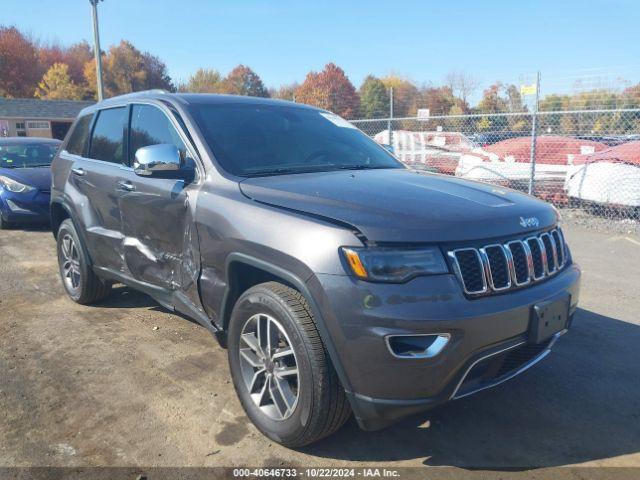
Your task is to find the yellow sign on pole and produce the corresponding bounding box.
[520,84,537,96]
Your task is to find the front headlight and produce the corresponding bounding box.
[341,246,448,283]
[0,175,34,193]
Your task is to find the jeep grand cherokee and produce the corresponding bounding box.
[50,91,581,447]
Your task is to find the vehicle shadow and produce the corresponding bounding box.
[93,286,201,325]
[3,223,50,232]
[302,308,640,469]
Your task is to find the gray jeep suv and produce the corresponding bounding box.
[51,91,581,447]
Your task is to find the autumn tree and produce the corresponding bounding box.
[141,51,175,92]
[359,76,389,118]
[179,68,223,93]
[38,41,92,85]
[420,85,456,116]
[269,83,299,101]
[381,76,420,117]
[295,63,359,118]
[0,26,40,97]
[219,65,268,97]
[34,63,85,100]
[476,82,510,131]
[445,71,479,111]
[84,40,174,98]
[65,42,94,84]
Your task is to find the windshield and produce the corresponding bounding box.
[190,104,404,176]
[0,142,59,168]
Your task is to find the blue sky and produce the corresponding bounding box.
[5,0,640,98]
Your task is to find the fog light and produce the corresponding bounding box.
[386,334,450,359]
[6,199,31,213]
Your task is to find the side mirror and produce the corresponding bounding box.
[382,143,395,154]
[133,144,182,177]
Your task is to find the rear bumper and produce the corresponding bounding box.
[309,262,581,430]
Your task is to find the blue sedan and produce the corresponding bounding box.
[0,137,61,229]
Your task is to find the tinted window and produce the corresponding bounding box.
[0,141,59,168]
[89,107,127,164]
[130,104,187,162]
[66,113,93,155]
[189,104,402,176]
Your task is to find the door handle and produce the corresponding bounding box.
[71,167,86,177]
[117,180,136,192]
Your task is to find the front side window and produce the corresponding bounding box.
[89,107,127,164]
[129,104,188,162]
[189,103,403,177]
[66,113,94,156]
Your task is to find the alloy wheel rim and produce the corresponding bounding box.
[61,234,81,292]
[238,313,300,421]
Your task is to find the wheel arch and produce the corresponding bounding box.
[50,200,70,239]
[50,199,94,266]
[219,252,353,394]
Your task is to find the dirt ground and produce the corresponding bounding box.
[0,224,639,470]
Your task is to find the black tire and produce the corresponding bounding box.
[56,219,111,304]
[227,282,351,447]
[0,214,10,229]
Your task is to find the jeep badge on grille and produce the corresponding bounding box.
[519,216,540,228]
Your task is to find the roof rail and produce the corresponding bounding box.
[103,89,170,101]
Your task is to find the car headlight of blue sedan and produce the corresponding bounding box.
[0,175,35,193]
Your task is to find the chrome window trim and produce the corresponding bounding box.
[448,248,488,295]
[385,333,451,359]
[479,244,512,291]
[505,240,531,286]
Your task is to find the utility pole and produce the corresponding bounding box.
[387,87,394,148]
[90,0,104,101]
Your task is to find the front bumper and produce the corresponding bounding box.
[309,262,581,430]
[0,189,50,224]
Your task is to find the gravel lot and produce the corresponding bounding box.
[0,224,639,470]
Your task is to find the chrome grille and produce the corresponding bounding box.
[526,237,546,280]
[449,228,567,297]
[505,240,531,286]
[481,245,511,291]
[451,248,486,294]
[551,230,565,266]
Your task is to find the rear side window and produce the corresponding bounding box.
[129,104,187,162]
[89,107,127,164]
[65,113,93,156]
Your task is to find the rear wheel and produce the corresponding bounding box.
[227,282,351,447]
[56,219,111,304]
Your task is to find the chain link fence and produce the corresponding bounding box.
[351,108,640,231]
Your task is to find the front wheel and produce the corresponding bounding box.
[227,282,351,447]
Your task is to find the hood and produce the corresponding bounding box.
[0,167,51,191]
[239,169,557,243]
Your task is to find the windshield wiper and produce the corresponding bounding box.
[331,164,397,171]
[244,164,399,177]
[245,166,333,177]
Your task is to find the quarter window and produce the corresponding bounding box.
[89,107,127,164]
[66,114,94,156]
[129,104,187,163]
